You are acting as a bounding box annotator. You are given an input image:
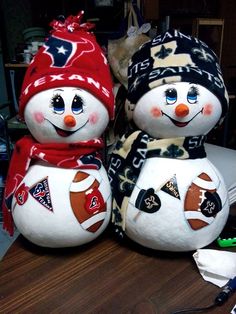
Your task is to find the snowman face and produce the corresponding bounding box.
[133,82,222,138]
[24,87,109,143]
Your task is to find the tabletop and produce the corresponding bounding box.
[1,219,236,314]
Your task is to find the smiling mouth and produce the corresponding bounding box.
[162,109,203,127]
[45,119,89,137]
[54,126,77,137]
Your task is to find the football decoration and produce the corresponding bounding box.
[70,171,107,233]
[184,172,222,230]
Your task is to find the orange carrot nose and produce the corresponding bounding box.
[64,115,76,127]
[175,103,189,117]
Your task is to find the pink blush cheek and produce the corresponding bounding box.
[33,111,45,124]
[89,112,99,125]
[150,106,162,118]
[203,103,213,116]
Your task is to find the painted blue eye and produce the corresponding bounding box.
[187,86,199,104]
[165,88,177,105]
[72,95,83,114]
[51,94,65,114]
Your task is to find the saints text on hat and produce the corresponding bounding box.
[127,29,228,118]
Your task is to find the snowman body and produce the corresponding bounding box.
[10,87,112,247]
[126,157,229,251]
[12,162,111,247]
[110,82,230,251]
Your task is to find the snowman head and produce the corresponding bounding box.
[133,82,222,138]
[24,87,109,143]
[127,29,229,138]
[19,11,114,143]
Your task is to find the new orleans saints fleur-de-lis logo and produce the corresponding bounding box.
[129,73,148,93]
[200,191,222,217]
[135,188,161,214]
[118,167,135,192]
[155,45,173,59]
[145,195,159,209]
[162,144,184,158]
[192,47,215,62]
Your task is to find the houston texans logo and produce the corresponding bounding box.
[5,174,25,210]
[17,191,26,205]
[89,196,100,211]
[33,183,46,198]
[79,154,102,170]
[44,36,95,67]
[15,183,29,206]
[85,188,105,214]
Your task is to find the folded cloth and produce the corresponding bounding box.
[193,249,236,287]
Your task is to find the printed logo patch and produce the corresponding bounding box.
[44,36,94,67]
[15,183,29,205]
[29,177,53,212]
[161,174,180,199]
[85,188,105,214]
[200,191,221,217]
[135,188,161,213]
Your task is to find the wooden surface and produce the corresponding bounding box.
[1,214,236,314]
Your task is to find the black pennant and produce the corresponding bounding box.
[161,175,180,200]
[29,177,53,212]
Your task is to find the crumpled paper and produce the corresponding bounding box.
[193,249,236,287]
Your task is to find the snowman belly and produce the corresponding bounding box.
[12,162,111,247]
[126,157,229,251]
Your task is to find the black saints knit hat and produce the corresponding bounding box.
[127,29,229,118]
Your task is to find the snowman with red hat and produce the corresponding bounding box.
[108,29,230,251]
[3,11,114,248]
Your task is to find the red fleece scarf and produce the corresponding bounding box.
[3,135,104,236]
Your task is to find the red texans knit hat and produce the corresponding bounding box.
[19,11,114,120]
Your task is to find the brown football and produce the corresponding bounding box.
[70,171,107,233]
[184,172,221,230]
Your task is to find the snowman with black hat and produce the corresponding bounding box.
[108,29,229,251]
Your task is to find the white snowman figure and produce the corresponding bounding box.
[2,12,114,248]
[108,29,230,252]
